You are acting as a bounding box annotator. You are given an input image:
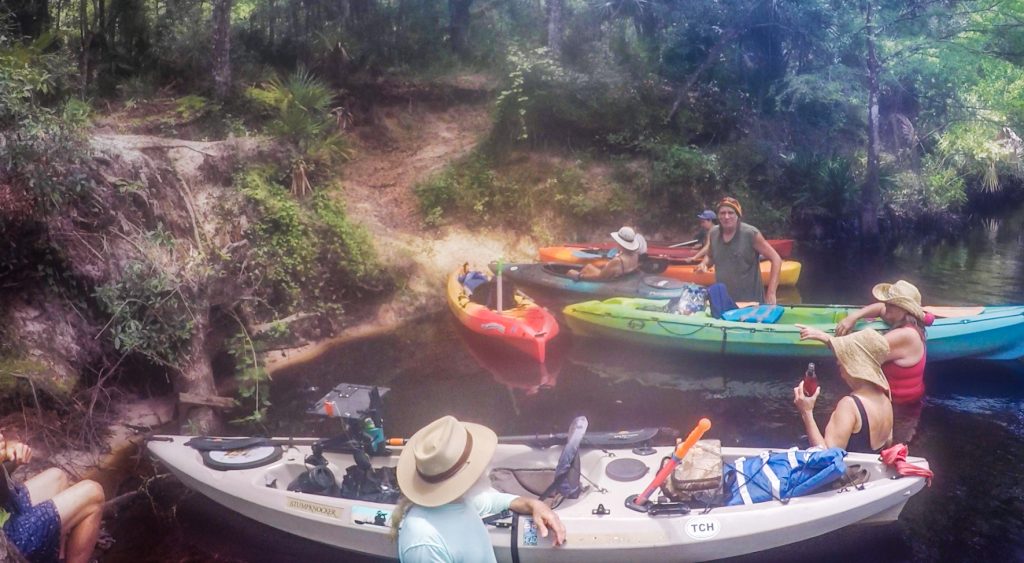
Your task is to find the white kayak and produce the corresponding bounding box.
[147,436,928,562]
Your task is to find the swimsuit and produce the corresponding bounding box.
[846,395,882,453]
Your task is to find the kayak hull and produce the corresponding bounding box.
[447,269,559,363]
[148,436,926,562]
[563,299,1024,361]
[489,262,687,300]
[660,260,802,287]
[538,239,795,262]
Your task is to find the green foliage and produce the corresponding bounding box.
[175,95,221,122]
[414,152,618,228]
[784,154,859,220]
[888,156,967,217]
[227,328,271,427]
[236,167,390,313]
[644,143,720,223]
[246,69,338,152]
[492,46,665,150]
[936,123,1023,192]
[94,260,195,368]
[0,30,91,210]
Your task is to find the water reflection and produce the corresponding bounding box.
[453,322,561,396]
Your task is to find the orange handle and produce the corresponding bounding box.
[634,417,712,506]
[386,438,407,446]
[673,417,712,461]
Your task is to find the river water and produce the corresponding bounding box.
[105,209,1024,562]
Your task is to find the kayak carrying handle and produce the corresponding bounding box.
[626,417,711,512]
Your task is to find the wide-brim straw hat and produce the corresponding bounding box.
[872,280,925,322]
[831,328,891,399]
[610,226,642,252]
[397,415,498,507]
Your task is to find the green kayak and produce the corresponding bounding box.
[562,298,1024,361]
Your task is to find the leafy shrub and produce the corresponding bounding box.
[0,31,91,211]
[94,260,195,368]
[236,167,389,312]
[414,152,620,228]
[644,143,720,223]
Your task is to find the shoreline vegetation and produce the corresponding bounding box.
[3,0,1024,557]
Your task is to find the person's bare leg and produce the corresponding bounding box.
[50,480,105,563]
[22,467,70,504]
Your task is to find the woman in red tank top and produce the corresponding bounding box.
[835,280,930,404]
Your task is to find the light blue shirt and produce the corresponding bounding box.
[398,491,517,563]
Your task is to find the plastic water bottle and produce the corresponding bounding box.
[363,417,385,451]
[803,362,818,395]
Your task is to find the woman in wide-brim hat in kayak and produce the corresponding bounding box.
[791,328,894,453]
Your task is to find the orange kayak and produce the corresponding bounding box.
[446,268,559,363]
[657,259,802,287]
[538,239,794,263]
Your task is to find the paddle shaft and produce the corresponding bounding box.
[633,418,711,506]
[667,239,700,249]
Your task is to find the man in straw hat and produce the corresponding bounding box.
[568,226,645,281]
[832,280,929,405]
[394,415,565,562]
[791,328,894,453]
[695,196,782,304]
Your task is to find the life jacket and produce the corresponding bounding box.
[883,339,926,405]
[724,447,846,506]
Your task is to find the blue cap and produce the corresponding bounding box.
[697,210,717,220]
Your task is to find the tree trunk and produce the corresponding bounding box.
[449,0,473,56]
[546,0,564,60]
[176,305,222,434]
[211,0,233,101]
[8,0,50,39]
[79,0,91,96]
[862,1,882,238]
[666,29,738,123]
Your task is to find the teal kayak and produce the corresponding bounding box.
[488,262,687,300]
[562,299,1024,361]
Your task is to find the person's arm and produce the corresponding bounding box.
[753,233,781,305]
[685,239,710,264]
[883,326,924,365]
[509,497,566,546]
[795,324,833,346]
[472,491,566,546]
[835,303,886,337]
[793,383,825,448]
[821,398,859,450]
[582,256,624,280]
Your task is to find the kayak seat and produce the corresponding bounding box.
[721,305,784,324]
[466,278,518,310]
[489,467,589,509]
[460,270,490,293]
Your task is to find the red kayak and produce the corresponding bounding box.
[538,238,794,263]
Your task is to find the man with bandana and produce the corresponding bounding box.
[695,197,782,304]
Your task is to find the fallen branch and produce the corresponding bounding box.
[251,312,319,335]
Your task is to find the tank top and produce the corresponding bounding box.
[846,395,881,453]
[708,223,764,302]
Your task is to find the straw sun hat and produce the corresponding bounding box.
[610,226,642,252]
[872,280,925,322]
[831,328,891,399]
[396,415,498,507]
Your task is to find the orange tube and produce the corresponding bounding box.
[633,418,712,506]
